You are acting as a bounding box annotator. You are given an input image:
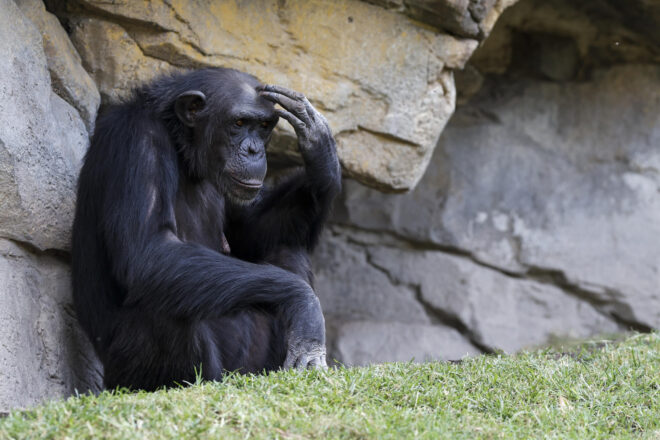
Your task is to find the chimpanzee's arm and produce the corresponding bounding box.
[227,86,341,260]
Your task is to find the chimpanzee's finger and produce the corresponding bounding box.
[274,109,308,140]
[308,355,327,369]
[283,350,296,369]
[258,84,304,101]
[259,85,318,121]
[259,91,308,122]
[294,354,310,370]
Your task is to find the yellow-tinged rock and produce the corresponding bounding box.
[64,0,514,191]
[15,0,100,133]
[68,18,174,102]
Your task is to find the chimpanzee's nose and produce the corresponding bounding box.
[248,143,259,155]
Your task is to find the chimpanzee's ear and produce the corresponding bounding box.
[175,90,206,127]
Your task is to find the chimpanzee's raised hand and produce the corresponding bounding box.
[258,85,337,165]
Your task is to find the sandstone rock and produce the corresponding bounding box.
[454,64,484,105]
[15,0,100,133]
[314,226,622,357]
[58,0,514,191]
[0,0,88,251]
[67,17,174,104]
[313,232,430,324]
[322,0,660,363]
[604,0,660,47]
[333,61,660,329]
[365,0,519,39]
[437,66,660,328]
[334,321,480,365]
[470,0,660,76]
[0,239,102,412]
[367,247,622,352]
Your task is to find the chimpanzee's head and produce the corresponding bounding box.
[174,68,278,203]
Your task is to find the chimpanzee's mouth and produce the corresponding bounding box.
[229,174,263,189]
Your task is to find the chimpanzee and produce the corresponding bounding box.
[71,68,341,390]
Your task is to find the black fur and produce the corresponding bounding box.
[72,68,341,390]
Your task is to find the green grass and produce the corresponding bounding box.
[1,333,658,439]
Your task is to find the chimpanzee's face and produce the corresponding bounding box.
[174,77,279,203]
[215,83,278,203]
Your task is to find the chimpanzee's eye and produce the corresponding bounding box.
[261,121,268,128]
[235,120,244,126]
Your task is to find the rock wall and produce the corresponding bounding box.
[0,0,102,411]
[315,0,660,363]
[0,0,657,410]
[47,0,514,191]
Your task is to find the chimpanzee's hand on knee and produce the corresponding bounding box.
[283,293,327,370]
[257,85,334,158]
